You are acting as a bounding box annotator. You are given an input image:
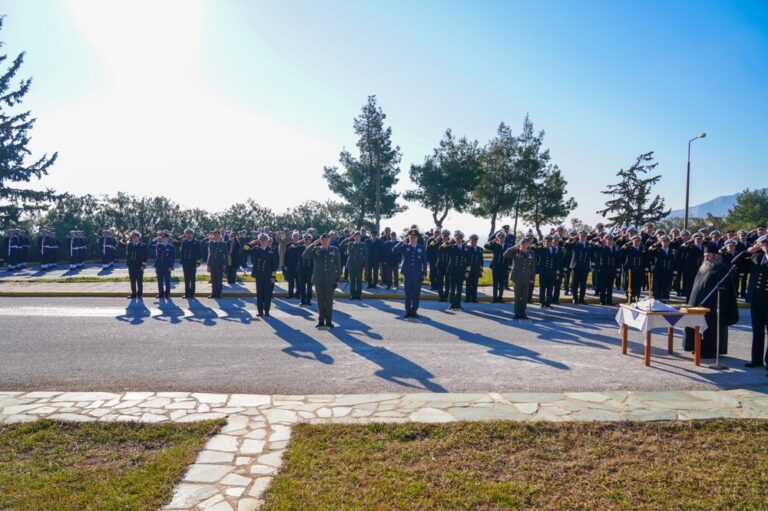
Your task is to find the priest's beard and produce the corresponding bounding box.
[699,260,717,275]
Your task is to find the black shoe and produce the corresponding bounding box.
[326,322,334,329]
[257,312,263,317]
[315,322,323,328]
[744,362,763,368]
[512,314,521,319]
[264,313,271,318]
[412,313,420,319]
[165,294,170,299]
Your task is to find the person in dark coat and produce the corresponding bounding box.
[125,231,147,300]
[464,234,484,303]
[392,229,428,318]
[745,235,768,368]
[297,233,315,306]
[536,235,560,308]
[179,228,201,299]
[683,245,739,358]
[283,231,304,299]
[206,230,228,299]
[249,233,278,317]
[594,234,621,306]
[649,235,676,301]
[485,231,508,303]
[445,231,469,311]
[227,232,241,285]
[566,231,592,304]
[154,230,175,299]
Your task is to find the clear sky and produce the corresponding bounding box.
[1,0,766,235]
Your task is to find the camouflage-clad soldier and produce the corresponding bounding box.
[504,238,536,319]
[206,229,228,299]
[303,233,342,328]
[340,231,368,300]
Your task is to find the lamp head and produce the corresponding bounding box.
[699,132,706,139]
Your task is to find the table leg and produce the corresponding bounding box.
[694,326,701,366]
[621,324,628,355]
[667,327,674,354]
[645,332,651,366]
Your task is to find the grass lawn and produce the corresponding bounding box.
[263,420,768,510]
[0,419,223,511]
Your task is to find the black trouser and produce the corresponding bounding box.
[562,267,572,294]
[448,272,464,308]
[182,262,197,297]
[465,272,480,302]
[367,262,380,287]
[128,265,143,297]
[553,275,563,303]
[387,264,399,289]
[624,268,643,302]
[652,271,672,301]
[428,260,438,289]
[227,263,238,285]
[285,269,298,298]
[436,265,449,301]
[255,275,273,315]
[739,270,749,297]
[571,268,588,302]
[382,263,392,287]
[598,268,614,305]
[298,269,313,304]
[750,301,768,365]
[210,266,224,297]
[491,267,506,301]
[539,271,555,305]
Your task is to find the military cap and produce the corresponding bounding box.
[595,223,604,228]
[545,235,554,240]
[724,239,737,246]
[659,235,670,242]
[454,230,464,238]
[693,232,704,239]
[670,228,680,234]
[441,228,450,235]
[681,229,691,236]
[710,230,721,236]
[627,226,638,232]
[302,232,312,239]
[738,229,748,235]
[756,234,768,245]
[704,244,720,254]
[579,229,588,235]
[130,230,141,237]
[469,233,479,240]
[184,228,193,234]
[655,229,666,235]
[757,225,767,230]
[630,234,640,241]
[644,222,654,227]
[320,233,330,239]
[354,230,362,236]
[502,224,510,229]
[408,229,419,236]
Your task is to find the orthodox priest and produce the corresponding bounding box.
[684,245,739,357]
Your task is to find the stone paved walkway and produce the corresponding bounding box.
[2,388,767,510]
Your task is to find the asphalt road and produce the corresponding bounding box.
[0,297,764,394]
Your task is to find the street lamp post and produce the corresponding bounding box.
[684,132,707,230]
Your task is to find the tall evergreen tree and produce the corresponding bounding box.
[522,165,577,238]
[0,17,58,227]
[724,188,768,231]
[405,129,482,227]
[323,95,405,230]
[510,115,548,233]
[597,151,670,227]
[470,122,518,236]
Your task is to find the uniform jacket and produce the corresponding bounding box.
[154,242,175,270]
[126,242,148,268]
[250,246,277,279]
[568,241,593,271]
[505,247,535,283]
[207,240,228,268]
[484,239,508,270]
[303,244,342,287]
[464,244,484,276]
[445,242,470,275]
[340,239,368,268]
[747,252,768,305]
[649,246,676,276]
[392,241,427,279]
[536,245,561,275]
[621,245,647,271]
[179,238,201,265]
[98,235,117,256]
[283,242,305,274]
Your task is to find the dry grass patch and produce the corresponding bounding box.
[0,419,223,511]
[263,420,768,510]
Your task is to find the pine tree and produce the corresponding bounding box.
[522,165,577,238]
[405,129,482,227]
[323,95,405,230]
[597,151,669,227]
[724,188,768,231]
[510,115,548,233]
[0,17,58,227]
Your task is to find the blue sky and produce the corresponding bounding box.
[1,0,766,234]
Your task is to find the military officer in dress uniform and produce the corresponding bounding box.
[303,233,341,328]
[126,231,148,300]
[249,233,277,317]
[426,226,441,290]
[283,231,303,298]
[737,230,751,298]
[297,233,315,306]
[745,235,768,370]
[445,231,469,311]
[622,234,647,302]
[536,235,560,308]
[504,238,536,319]
[154,230,175,299]
[464,234,484,303]
[98,229,117,269]
[393,229,428,318]
[594,234,621,306]
[206,229,228,298]
[485,231,509,303]
[566,230,592,304]
[3,229,20,272]
[434,229,453,301]
[340,231,368,299]
[649,235,676,301]
[179,228,201,299]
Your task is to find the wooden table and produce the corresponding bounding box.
[616,304,710,367]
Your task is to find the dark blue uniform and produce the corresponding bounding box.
[179,238,201,298]
[536,245,561,307]
[283,242,304,298]
[464,244,484,303]
[567,241,592,304]
[484,239,508,303]
[649,246,676,301]
[251,245,277,316]
[446,243,469,310]
[154,242,175,298]
[392,240,427,317]
[126,241,148,298]
[594,244,621,305]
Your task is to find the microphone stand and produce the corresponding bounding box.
[699,250,746,370]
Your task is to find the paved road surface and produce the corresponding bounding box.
[0,297,764,393]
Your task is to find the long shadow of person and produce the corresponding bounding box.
[185,298,218,326]
[154,298,184,324]
[97,266,115,276]
[329,309,383,340]
[264,315,334,365]
[115,299,151,325]
[327,318,447,392]
[215,297,254,324]
[272,299,314,321]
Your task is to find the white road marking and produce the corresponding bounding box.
[0,305,298,319]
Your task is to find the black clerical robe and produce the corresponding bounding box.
[683,261,739,357]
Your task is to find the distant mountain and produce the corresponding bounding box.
[667,188,767,219]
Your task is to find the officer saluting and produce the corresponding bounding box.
[303,233,341,328]
[125,231,147,300]
[249,233,278,317]
[745,235,768,370]
[393,229,428,318]
[206,229,228,299]
[485,231,509,303]
[179,228,201,299]
[464,234,484,303]
[504,238,535,319]
[340,231,368,300]
[98,229,117,269]
[154,230,175,300]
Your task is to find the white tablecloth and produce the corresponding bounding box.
[615,306,708,335]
